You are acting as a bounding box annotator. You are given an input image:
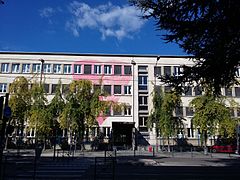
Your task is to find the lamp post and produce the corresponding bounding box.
[154,56,160,152]
[131,59,136,154]
[40,59,45,85]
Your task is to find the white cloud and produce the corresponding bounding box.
[66,1,145,40]
[39,7,55,18]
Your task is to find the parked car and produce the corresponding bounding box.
[210,144,237,153]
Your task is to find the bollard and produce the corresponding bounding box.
[153,147,155,157]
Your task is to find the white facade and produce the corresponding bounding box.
[1,52,239,147]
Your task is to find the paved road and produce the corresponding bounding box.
[2,149,240,180]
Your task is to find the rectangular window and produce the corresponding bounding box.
[114,65,122,75]
[53,64,62,74]
[94,65,102,74]
[84,64,92,74]
[104,65,112,74]
[138,66,147,71]
[164,66,171,76]
[0,83,7,93]
[113,108,122,116]
[175,106,183,117]
[51,84,58,94]
[114,85,121,94]
[44,64,52,73]
[1,63,9,73]
[22,64,31,73]
[174,66,183,77]
[138,76,148,90]
[186,107,194,116]
[103,85,111,95]
[44,84,49,94]
[32,63,41,73]
[94,85,101,92]
[225,88,232,97]
[184,86,192,96]
[124,106,131,116]
[139,117,148,132]
[74,64,81,74]
[139,96,148,105]
[236,68,240,77]
[62,84,69,94]
[124,65,132,75]
[154,66,161,77]
[64,64,72,74]
[124,85,131,94]
[235,87,240,97]
[194,86,202,96]
[12,63,20,73]
[139,106,148,111]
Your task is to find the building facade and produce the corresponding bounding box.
[0,52,239,148]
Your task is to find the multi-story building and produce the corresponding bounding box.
[0,52,239,148]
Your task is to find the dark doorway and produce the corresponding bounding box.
[112,122,134,148]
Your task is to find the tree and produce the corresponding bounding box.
[190,91,236,150]
[131,0,240,95]
[9,76,31,140]
[60,80,106,149]
[28,82,50,141]
[149,88,182,151]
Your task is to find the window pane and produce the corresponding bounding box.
[154,66,161,77]
[114,65,122,75]
[74,64,81,74]
[12,63,20,73]
[1,63,9,73]
[194,86,202,96]
[124,85,131,94]
[94,85,101,92]
[64,64,72,74]
[51,84,58,94]
[184,86,192,96]
[32,63,41,73]
[62,84,69,94]
[114,85,121,94]
[113,108,122,116]
[175,106,183,117]
[124,66,131,75]
[22,64,30,73]
[44,84,49,93]
[164,66,171,76]
[225,88,232,97]
[94,65,101,74]
[44,64,52,73]
[0,83,7,93]
[104,65,112,74]
[174,66,183,77]
[84,65,92,74]
[235,87,240,97]
[53,64,62,74]
[186,107,194,116]
[103,85,111,95]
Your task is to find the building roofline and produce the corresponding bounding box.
[0,51,194,59]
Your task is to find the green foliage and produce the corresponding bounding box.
[59,80,106,138]
[28,82,50,137]
[149,89,182,138]
[9,76,31,136]
[131,0,240,94]
[190,93,236,139]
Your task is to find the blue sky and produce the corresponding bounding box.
[0,0,186,55]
